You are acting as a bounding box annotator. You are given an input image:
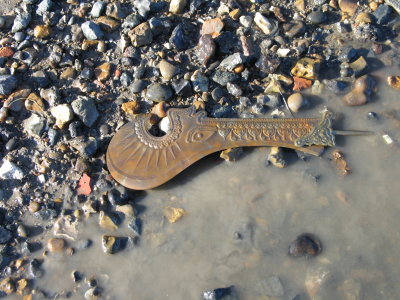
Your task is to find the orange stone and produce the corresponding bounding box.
[200,18,224,38]
[0,47,14,57]
[293,76,313,91]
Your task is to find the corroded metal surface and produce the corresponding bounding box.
[106,107,344,190]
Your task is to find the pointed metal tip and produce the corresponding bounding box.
[333,130,375,136]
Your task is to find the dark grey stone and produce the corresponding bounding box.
[122,13,142,29]
[202,286,238,300]
[307,11,327,24]
[146,83,173,102]
[220,53,245,71]
[171,79,192,97]
[31,71,49,88]
[0,75,17,95]
[373,4,393,25]
[148,17,172,36]
[169,23,197,51]
[5,138,17,151]
[211,70,239,86]
[129,80,148,93]
[0,227,12,244]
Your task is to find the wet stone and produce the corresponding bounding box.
[47,237,65,253]
[258,276,284,297]
[291,57,320,80]
[349,56,368,77]
[202,286,238,300]
[146,83,173,102]
[101,235,125,254]
[338,46,357,63]
[197,34,215,65]
[220,148,243,161]
[289,233,322,258]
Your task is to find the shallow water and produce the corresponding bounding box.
[16,64,400,300]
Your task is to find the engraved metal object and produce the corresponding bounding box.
[107,107,370,190]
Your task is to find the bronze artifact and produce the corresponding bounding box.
[106,107,370,190]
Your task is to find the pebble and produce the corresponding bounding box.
[342,91,367,106]
[71,97,99,127]
[226,82,242,97]
[37,0,53,15]
[211,70,239,86]
[146,83,173,102]
[220,52,245,71]
[258,276,284,297]
[171,79,192,97]
[239,15,253,27]
[50,104,74,128]
[197,34,215,65]
[287,93,305,112]
[12,13,31,33]
[91,1,106,17]
[14,32,25,42]
[128,22,153,47]
[349,56,368,77]
[163,206,185,223]
[102,235,123,254]
[0,47,14,57]
[5,138,17,151]
[34,25,52,39]
[373,4,392,25]
[338,0,358,15]
[201,18,224,37]
[23,114,45,137]
[254,12,278,35]
[0,277,14,295]
[288,233,322,258]
[0,226,12,244]
[47,237,65,253]
[97,16,120,32]
[169,0,187,14]
[158,59,178,80]
[387,75,400,90]
[133,0,150,18]
[99,212,118,230]
[291,57,320,80]
[220,148,243,161]
[25,93,45,113]
[169,23,196,51]
[81,21,104,40]
[151,101,168,118]
[202,286,237,300]
[0,16,5,29]
[94,62,112,81]
[0,75,17,95]
[267,147,287,168]
[130,80,148,93]
[191,70,209,92]
[307,11,327,24]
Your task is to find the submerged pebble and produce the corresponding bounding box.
[288,233,322,258]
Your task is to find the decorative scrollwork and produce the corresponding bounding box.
[294,111,336,147]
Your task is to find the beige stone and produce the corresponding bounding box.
[94,62,112,81]
[47,237,66,253]
[34,25,52,39]
[169,0,187,14]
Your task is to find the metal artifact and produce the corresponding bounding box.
[106,107,370,190]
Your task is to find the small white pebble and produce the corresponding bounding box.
[382,134,393,145]
[159,117,170,133]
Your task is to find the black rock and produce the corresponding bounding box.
[373,4,393,25]
[68,121,82,138]
[211,70,239,86]
[211,87,227,101]
[255,54,280,74]
[190,0,207,13]
[29,258,44,278]
[148,17,172,36]
[215,32,239,55]
[169,23,198,51]
[0,75,18,95]
[130,80,148,93]
[5,138,17,151]
[171,79,192,97]
[202,286,238,300]
[48,128,59,146]
[30,71,49,88]
[0,227,12,244]
[212,105,235,118]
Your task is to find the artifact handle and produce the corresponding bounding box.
[106,107,336,190]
